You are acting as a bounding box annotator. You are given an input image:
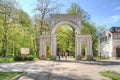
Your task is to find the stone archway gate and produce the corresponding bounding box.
[39,14,93,60]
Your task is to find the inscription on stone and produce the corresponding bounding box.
[21,48,30,54]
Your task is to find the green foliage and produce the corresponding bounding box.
[0,0,20,57]
[81,44,86,56]
[100,71,120,80]
[46,57,50,60]
[33,0,63,54]
[67,2,90,21]
[56,25,75,55]
[0,0,106,60]
[27,55,34,61]
[0,0,36,58]
[94,56,109,60]
[0,57,14,63]
[82,22,98,54]
[0,72,22,80]
[46,44,50,58]
[67,2,99,56]
[14,55,23,61]
[14,55,33,61]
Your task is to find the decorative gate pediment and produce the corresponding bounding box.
[50,14,81,34]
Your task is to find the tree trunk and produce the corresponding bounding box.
[1,14,8,57]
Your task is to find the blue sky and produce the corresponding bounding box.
[18,0,120,28]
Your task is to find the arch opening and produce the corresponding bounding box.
[56,24,76,60]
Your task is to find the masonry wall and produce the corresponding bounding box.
[98,29,120,58]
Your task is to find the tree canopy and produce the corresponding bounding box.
[0,0,35,58]
[0,1,106,60]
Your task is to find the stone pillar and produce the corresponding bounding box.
[75,35,82,60]
[50,35,56,60]
[77,21,81,34]
[89,38,93,60]
[112,46,117,59]
[86,38,93,60]
[98,38,101,56]
[39,37,46,60]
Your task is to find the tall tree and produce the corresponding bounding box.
[56,25,74,52]
[67,2,90,22]
[33,0,62,34]
[67,2,91,55]
[8,9,34,56]
[33,0,62,55]
[82,22,98,54]
[0,0,18,57]
[67,2,99,56]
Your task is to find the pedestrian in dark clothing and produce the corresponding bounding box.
[58,52,61,60]
[61,51,64,58]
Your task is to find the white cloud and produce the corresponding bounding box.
[104,15,120,24]
[114,6,120,10]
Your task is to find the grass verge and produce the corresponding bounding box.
[0,72,22,80]
[94,56,109,60]
[0,58,14,63]
[100,71,120,80]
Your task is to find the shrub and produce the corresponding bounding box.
[14,55,23,61]
[0,57,14,62]
[27,55,33,61]
[14,55,33,61]
[24,56,28,60]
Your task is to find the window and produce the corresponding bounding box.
[108,33,111,40]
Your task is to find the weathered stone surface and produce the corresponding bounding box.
[86,56,93,61]
[76,55,82,60]
[98,27,120,59]
[39,14,93,61]
[39,55,46,60]
[50,56,56,60]
[50,14,81,20]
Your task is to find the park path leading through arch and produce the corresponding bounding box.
[0,58,120,80]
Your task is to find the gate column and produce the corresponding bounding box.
[75,35,82,60]
[50,35,56,60]
[86,37,93,60]
[39,35,46,60]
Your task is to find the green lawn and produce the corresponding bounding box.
[0,56,38,63]
[94,56,109,60]
[0,58,14,63]
[100,71,120,80]
[0,72,22,80]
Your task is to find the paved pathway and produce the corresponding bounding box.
[0,58,120,80]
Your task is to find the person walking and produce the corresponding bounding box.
[61,51,64,58]
[58,51,61,60]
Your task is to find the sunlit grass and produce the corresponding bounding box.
[94,56,109,60]
[0,72,22,80]
[0,54,38,62]
[0,57,14,63]
[100,71,120,80]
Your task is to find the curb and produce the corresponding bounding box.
[12,72,26,80]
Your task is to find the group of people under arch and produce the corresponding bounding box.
[57,51,70,60]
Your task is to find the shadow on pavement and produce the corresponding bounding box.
[53,59,120,66]
[17,71,92,80]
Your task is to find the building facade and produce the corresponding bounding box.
[98,27,120,59]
